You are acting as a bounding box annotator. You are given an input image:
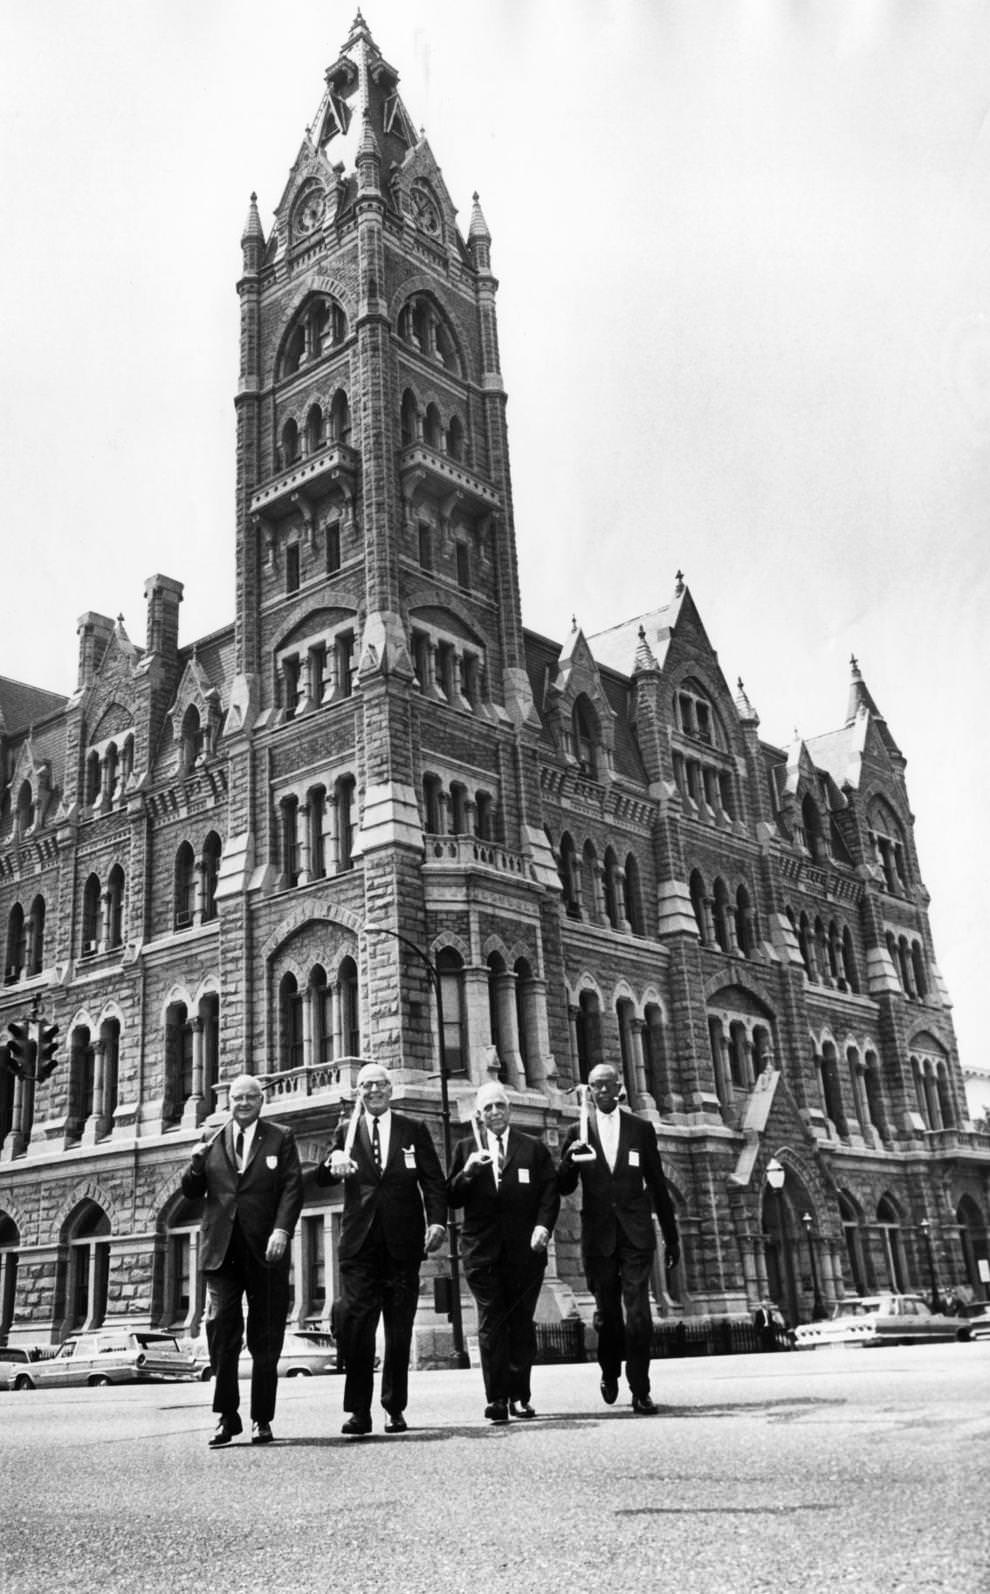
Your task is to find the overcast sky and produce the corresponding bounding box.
[1,1,987,1090]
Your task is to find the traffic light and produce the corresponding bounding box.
[6,1020,35,1079]
[37,1021,60,1080]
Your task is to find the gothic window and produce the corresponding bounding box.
[819,1041,849,1138]
[801,792,827,861]
[675,682,723,748]
[309,966,332,1064]
[199,992,219,1111]
[642,1003,669,1107]
[447,414,465,462]
[281,418,300,469]
[625,854,645,937]
[911,941,928,1000]
[329,389,350,443]
[174,844,196,930]
[559,832,580,918]
[339,956,360,1055]
[616,997,638,1102]
[423,774,443,835]
[401,388,419,446]
[689,871,711,945]
[180,705,203,774]
[202,833,222,922]
[99,1016,121,1126]
[839,1192,869,1295]
[735,885,756,958]
[82,874,102,954]
[85,750,101,807]
[514,958,538,1086]
[437,948,466,1075]
[278,296,347,380]
[308,789,327,879]
[863,1049,887,1140]
[336,776,355,870]
[0,1215,19,1339]
[280,797,300,888]
[581,840,602,921]
[64,1202,111,1332]
[875,1196,906,1291]
[279,974,304,1073]
[712,878,734,954]
[487,953,510,1081]
[842,926,860,993]
[398,293,463,374]
[306,403,325,453]
[868,797,910,893]
[572,696,599,778]
[24,895,44,976]
[16,780,34,835]
[475,791,495,842]
[450,783,469,834]
[575,989,603,1083]
[164,1002,192,1127]
[68,1026,95,1132]
[603,848,623,930]
[106,866,125,949]
[5,904,25,983]
[423,403,444,450]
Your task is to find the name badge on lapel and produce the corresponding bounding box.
[518,1167,530,1184]
[403,1146,417,1169]
[628,1149,640,1168]
[266,1155,278,1170]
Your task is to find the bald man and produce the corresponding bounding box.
[448,1082,559,1424]
[316,1063,447,1435]
[180,1074,303,1447]
[558,1064,679,1415]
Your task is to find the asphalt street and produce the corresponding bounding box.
[1,1340,986,1594]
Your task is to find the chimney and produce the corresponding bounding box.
[144,575,184,662]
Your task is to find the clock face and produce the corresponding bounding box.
[295,190,325,237]
[411,184,441,237]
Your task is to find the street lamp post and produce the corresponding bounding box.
[363,923,470,1369]
[801,1210,826,1320]
[920,1219,942,1314]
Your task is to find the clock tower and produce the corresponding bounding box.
[227,12,557,1080]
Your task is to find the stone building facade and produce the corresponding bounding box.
[1,15,987,1350]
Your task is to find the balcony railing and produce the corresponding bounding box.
[424,834,527,877]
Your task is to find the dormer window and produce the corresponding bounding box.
[572,696,599,779]
[676,682,723,748]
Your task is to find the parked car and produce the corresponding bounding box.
[184,1328,339,1381]
[9,1330,197,1389]
[791,1293,972,1349]
[0,1346,51,1391]
[959,1306,990,1340]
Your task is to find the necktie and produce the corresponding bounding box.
[235,1130,245,1170]
[495,1133,504,1187]
[372,1116,382,1175]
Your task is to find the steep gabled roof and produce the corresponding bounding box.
[0,676,68,737]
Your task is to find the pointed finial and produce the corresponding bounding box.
[468,191,491,244]
[734,677,759,726]
[674,569,685,596]
[850,653,860,677]
[571,614,578,632]
[241,191,264,245]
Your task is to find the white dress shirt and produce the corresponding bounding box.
[595,1106,620,1171]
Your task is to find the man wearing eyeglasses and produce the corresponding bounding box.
[316,1062,447,1435]
[181,1074,303,1448]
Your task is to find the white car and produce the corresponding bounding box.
[185,1328,340,1381]
[9,1331,197,1388]
[791,1293,972,1349]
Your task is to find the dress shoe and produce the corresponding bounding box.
[251,1421,274,1445]
[384,1413,408,1434]
[484,1399,509,1425]
[631,1393,658,1415]
[208,1414,243,1447]
[341,1412,373,1436]
[600,1375,619,1406]
[509,1401,536,1419]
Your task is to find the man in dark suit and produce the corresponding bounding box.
[180,1074,303,1448]
[448,1081,559,1424]
[316,1062,446,1436]
[558,1062,679,1415]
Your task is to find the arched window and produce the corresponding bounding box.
[642,1003,669,1108]
[106,866,125,950]
[423,403,444,450]
[572,697,599,779]
[841,926,860,994]
[868,797,910,893]
[82,874,102,955]
[581,840,602,922]
[487,953,510,1080]
[839,1191,869,1295]
[280,417,300,469]
[876,1195,906,1291]
[164,1001,192,1127]
[68,1025,95,1133]
[98,1016,121,1131]
[339,956,360,1056]
[5,903,25,982]
[422,774,443,835]
[735,885,756,958]
[625,854,645,937]
[712,878,734,954]
[64,1201,111,1332]
[310,965,332,1065]
[446,414,465,461]
[85,750,101,807]
[280,797,300,888]
[306,403,324,453]
[689,870,711,945]
[801,792,826,861]
[819,1041,848,1138]
[336,776,356,871]
[863,1049,887,1141]
[911,941,928,1000]
[400,388,419,446]
[437,948,466,1075]
[202,833,222,922]
[199,991,219,1112]
[174,843,196,930]
[279,974,303,1073]
[329,389,350,444]
[514,957,539,1086]
[559,832,581,918]
[16,781,34,835]
[0,1214,20,1339]
[603,848,623,930]
[450,783,469,834]
[180,705,203,774]
[575,989,602,1083]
